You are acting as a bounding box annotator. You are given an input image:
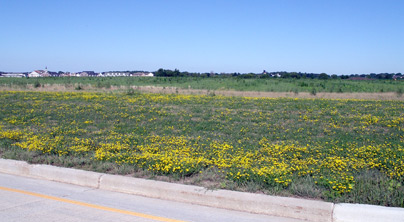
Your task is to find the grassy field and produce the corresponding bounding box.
[1,76,404,93]
[0,90,403,207]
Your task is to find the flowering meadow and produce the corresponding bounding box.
[0,91,403,206]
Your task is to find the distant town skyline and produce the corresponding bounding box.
[1,67,402,76]
[1,0,403,75]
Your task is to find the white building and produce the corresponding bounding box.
[1,73,26,78]
[28,70,48,77]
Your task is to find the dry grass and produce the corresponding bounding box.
[1,83,403,100]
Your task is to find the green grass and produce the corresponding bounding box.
[1,76,404,93]
[0,90,403,207]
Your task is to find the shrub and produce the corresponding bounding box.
[34,81,41,88]
[310,88,317,96]
[397,88,403,97]
[75,84,83,90]
[126,87,136,95]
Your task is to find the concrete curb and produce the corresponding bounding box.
[0,158,102,188]
[1,159,403,221]
[30,164,102,188]
[333,203,404,222]
[100,174,333,222]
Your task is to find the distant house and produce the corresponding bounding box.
[48,72,59,77]
[132,72,154,77]
[0,73,26,78]
[100,71,130,77]
[78,71,98,77]
[97,71,154,77]
[59,72,72,77]
[78,72,89,77]
[29,70,47,77]
[393,75,403,80]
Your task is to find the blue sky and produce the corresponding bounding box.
[1,0,403,75]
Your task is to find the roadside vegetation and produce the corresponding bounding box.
[1,76,404,94]
[1,90,403,207]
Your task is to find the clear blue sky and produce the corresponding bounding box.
[1,0,403,75]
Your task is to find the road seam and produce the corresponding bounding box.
[97,174,103,189]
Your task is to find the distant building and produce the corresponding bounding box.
[98,71,154,77]
[132,72,154,77]
[78,71,98,77]
[393,75,403,80]
[0,73,26,78]
[100,71,130,77]
[59,72,72,77]
[48,72,59,77]
[29,70,47,77]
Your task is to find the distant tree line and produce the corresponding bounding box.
[1,69,402,80]
[154,68,402,80]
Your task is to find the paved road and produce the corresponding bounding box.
[0,173,304,222]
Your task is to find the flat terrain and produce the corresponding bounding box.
[1,89,403,207]
[1,84,404,100]
[1,76,404,94]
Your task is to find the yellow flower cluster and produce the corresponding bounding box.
[0,129,23,141]
[94,136,210,176]
[1,90,403,196]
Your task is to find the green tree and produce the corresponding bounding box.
[319,73,329,80]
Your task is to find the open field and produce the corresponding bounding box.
[1,76,404,94]
[1,90,403,207]
[1,83,404,101]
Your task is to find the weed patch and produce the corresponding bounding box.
[1,91,403,206]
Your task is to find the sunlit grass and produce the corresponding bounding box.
[1,76,404,93]
[0,90,403,206]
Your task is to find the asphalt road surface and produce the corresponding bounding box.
[0,172,304,222]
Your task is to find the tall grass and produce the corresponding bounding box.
[1,77,404,93]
